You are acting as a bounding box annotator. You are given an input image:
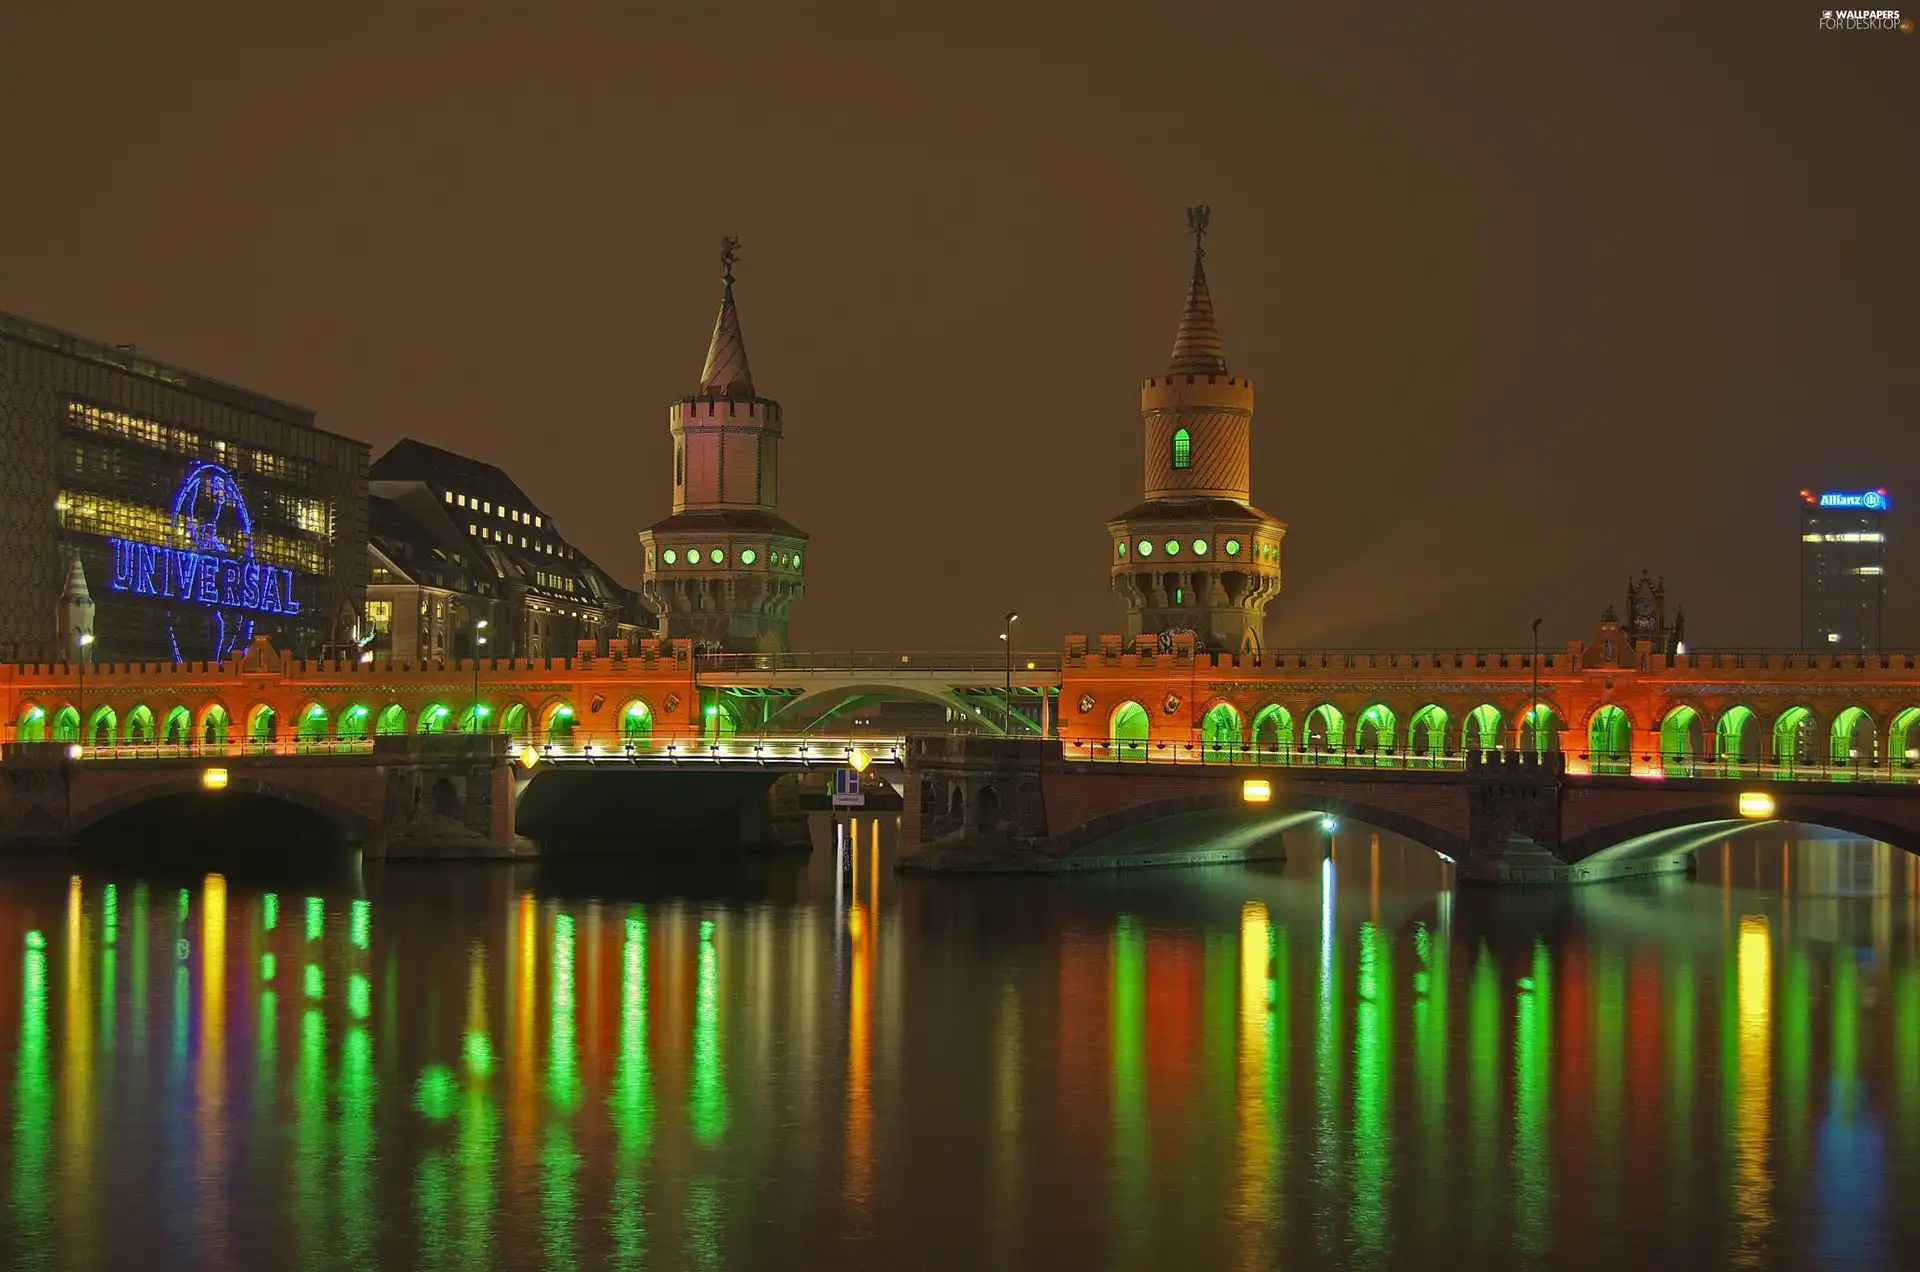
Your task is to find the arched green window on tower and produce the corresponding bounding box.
[1171,428,1191,470]
[1109,701,1150,760]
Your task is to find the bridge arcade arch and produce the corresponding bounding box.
[1462,704,1502,752]
[1250,705,1292,758]
[1588,705,1631,775]
[126,704,154,745]
[1110,701,1150,759]
[1200,702,1242,761]
[1408,704,1448,766]
[1356,703,1396,765]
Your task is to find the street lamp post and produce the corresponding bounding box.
[999,612,1019,737]
[1529,617,1541,753]
[74,629,93,752]
[471,620,488,736]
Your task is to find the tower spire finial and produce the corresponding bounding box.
[699,234,755,396]
[1168,206,1226,376]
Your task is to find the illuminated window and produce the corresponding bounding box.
[457,494,467,507]
[468,524,477,535]
[483,501,491,513]
[663,550,677,565]
[1828,632,1842,643]
[1225,539,1241,556]
[687,549,702,565]
[793,553,801,568]
[1171,428,1191,470]
[1176,588,1184,604]
[535,516,542,527]
[1117,540,1127,560]
[1138,540,1153,557]
[741,549,756,564]
[443,491,452,503]
[1192,539,1208,555]
[711,548,726,565]
[1164,539,1180,556]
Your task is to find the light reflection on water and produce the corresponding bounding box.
[0,820,1918,1269]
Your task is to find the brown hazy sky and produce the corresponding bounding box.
[2,1,1914,652]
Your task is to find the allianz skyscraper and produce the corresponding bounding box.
[1800,487,1888,653]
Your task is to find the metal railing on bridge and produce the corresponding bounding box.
[42,734,909,767]
[1062,739,1920,785]
[694,651,1062,676]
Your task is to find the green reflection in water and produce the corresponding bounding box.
[306,963,324,1002]
[1832,953,1858,1119]
[1314,861,1340,1251]
[1594,949,1624,1221]
[544,913,580,1268]
[294,1008,328,1266]
[349,973,371,1021]
[417,1151,453,1271]
[1111,915,1146,1266]
[100,885,118,1057]
[1513,940,1550,1258]
[456,1084,499,1267]
[132,884,148,1053]
[339,1025,377,1268]
[416,1066,458,1121]
[262,953,276,983]
[1897,960,1919,1140]
[1412,920,1447,1238]
[263,892,278,931]
[179,888,191,923]
[684,1176,724,1271]
[306,897,323,943]
[351,899,371,951]
[1469,945,1498,1255]
[1351,921,1391,1257]
[609,914,654,1265]
[11,941,52,1267]
[258,990,278,1110]
[690,918,727,1145]
[1780,947,1810,1181]
[174,963,190,1073]
[1666,953,1696,1242]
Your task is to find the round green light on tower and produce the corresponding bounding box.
[1117,541,1127,560]
[686,549,702,565]
[711,548,726,564]
[1137,540,1152,557]
[1192,539,1208,555]
[793,553,802,568]
[662,549,677,565]
[1164,539,1180,556]
[741,549,756,565]
[1225,539,1241,556]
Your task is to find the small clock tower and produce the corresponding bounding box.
[1622,569,1685,657]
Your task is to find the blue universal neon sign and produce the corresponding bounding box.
[107,461,304,660]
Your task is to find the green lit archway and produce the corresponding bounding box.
[1463,704,1503,752]
[1305,704,1344,760]
[1715,705,1756,776]
[1518,704,1562,753]
[161,706,191,747]
[545,702,577,746]
[1356,704,1396,765]
[337,704,372,741]
[16,704,46,743]
[374,705,407,736]
[247,704,276,751]
[86,706,117,747]
[1250,705,1292,758]
[1408,705,1448,767]
[619,700,653,748]
[1894,707,1920,774]
[126,705,155,745]
[1829,706,1876,773]
[51,706,79,744]
[418,704,453,735]
[1589,705,1631,775]
[499,703,529,742]
[1200,702,1242,761]
[1110,701,1150,760]
[296,703,329,744]
[1660,705,1701,776]
[1772,706,1815,770]
[458,704,491,734]
[200,705,230,746]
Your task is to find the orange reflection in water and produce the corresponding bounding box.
[1236,901,1276,1267]
[200,875,229,1266]
[1731,915,1773,1264]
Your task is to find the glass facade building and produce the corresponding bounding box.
[0,310,369,663]
[1799,488,1887,652]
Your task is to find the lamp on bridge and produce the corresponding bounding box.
[74,630,94,753]
[999,612,1019,735]
[470,620,488,736]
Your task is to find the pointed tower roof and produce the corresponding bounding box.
[1167,205,1227,376]
[698,236,755,397]
[61,552,91,603]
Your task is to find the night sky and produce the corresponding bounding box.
[2,2,1913,653]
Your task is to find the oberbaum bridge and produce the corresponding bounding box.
[4,214,1917,883]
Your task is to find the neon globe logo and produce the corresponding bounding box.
[1864,490,1886,510]
[107,461,304,662]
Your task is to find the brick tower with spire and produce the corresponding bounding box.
[1105,207,1285,653]
[640,238,808,652]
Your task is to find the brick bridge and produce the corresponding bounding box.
[903,738,1920,873]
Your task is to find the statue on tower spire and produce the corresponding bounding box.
[699,234,754,396]
[720,235,740,285]
[1187,204,1210,260]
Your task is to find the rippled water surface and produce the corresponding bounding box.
[2,820,1919,1270]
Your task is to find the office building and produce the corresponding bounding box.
[1800,487,1888,652]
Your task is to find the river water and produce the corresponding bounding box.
[0,819,1917,1270]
